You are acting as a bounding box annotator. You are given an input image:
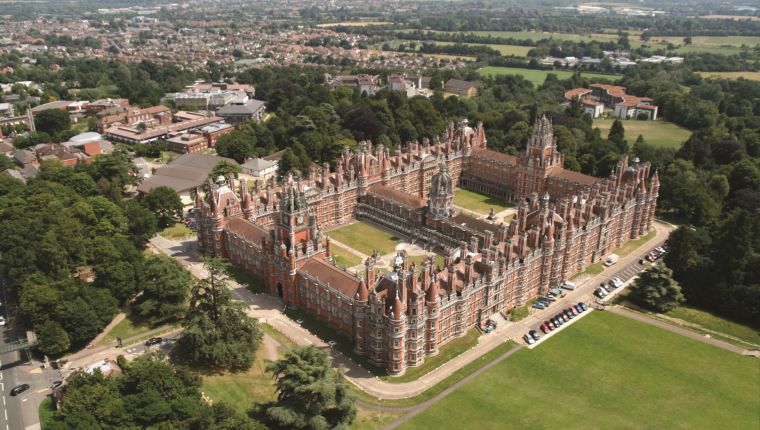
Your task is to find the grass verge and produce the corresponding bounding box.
[382,329,480,383]
[96,314,155,347]
[570,260,604,280]
[158,223,195,241]
[331,245,363,268]
[399,311,760,429]
[664,306,760,347]
[615,229,656,257]
[351,340,517,408]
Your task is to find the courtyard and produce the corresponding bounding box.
[399,311,759,430]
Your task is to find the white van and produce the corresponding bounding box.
[562,281,577,291]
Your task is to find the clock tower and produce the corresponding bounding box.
[278,173,319,255]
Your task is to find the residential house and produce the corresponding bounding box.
[241,157,277,177]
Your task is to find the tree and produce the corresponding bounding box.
[631,265,685,313]
[36,320,71,356]
[141,186,183,228]
[607,119,626,152]
[264,345,356,430]
[173,257,262,370]
[135,255,193,325]
[34,109,71,136]
[210,161,242,180]
[123,199,158,245]
[277,148,300,178]
[93,260,138,304]
[215,130,256,163]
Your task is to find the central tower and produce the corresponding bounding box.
[427,161,453,219]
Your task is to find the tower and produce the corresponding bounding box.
[516,115,564,197]
[427,161,453,220]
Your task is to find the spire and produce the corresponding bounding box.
[392,286,403,320]
[356,279,369,302]
[426,277,439,302]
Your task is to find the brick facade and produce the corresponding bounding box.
[195,116,659,375]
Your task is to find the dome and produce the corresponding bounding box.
[69,132,102,144]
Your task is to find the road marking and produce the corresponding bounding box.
[3,409,6,420]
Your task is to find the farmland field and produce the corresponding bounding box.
[698,71,760,81]
[479,66,620,86]
[593,119,692,148]
[400,311,760,430]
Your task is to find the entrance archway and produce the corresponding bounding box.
[276,282,283,298]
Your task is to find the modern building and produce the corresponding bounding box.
[241,157,278,177]
[194,117,659,375]
[216,97,266,124]
[103,111,225,145]
[563,88,604,118]
[444,79,479,97]
[590,84,658,120]
[137,153,239,205]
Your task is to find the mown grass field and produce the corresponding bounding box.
[317,21,392,27]
[479,66,620,86]
[453,188,512,215]
[327,222,400,256]
[400,311,760,430]
[698,71,760,81]
[382,329,480,383]
[593,119,692,149]
[615,229,656,257]
[406,253,446,269]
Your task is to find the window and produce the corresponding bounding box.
[393,339,399,347]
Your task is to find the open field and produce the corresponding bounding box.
[698,71,760,81]
[400,311,760,430]
[317,21,393,27]
[418,53,476,62]
[414,40,532,56]
[400,29,622,44]
[453,188,512,214]
[158,223,195,241]
[331,245,364,268]
[479,66,621,86]
[698,15,760,21]
[327,221,400,256]
[201,351,277,415]
[594,119,692,148]
[649,35,760,48]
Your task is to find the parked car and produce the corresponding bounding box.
[559,313,569,322]
[568,307,578,316]
[564,309,574,319]
[0,316,5,326]
[594,288,606,298]
[541,323,550,333]
[547,320,556,330]
[529,330,540,342]
[144,337,163,346]
[574,304,584,314]
[578,302,587,312]
[523,334,536,345]
[10,384,30,396]
[533,302,546,310]
[562,281,577,291]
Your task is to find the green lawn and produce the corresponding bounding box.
[508,298,538,322]
[665,306,760,348]
[479,66,621,86]
[327,222,400,256]
[331,245,364,268]
[400,311,760,430]
[594,119,692,149]
[615,229,656,257]
[39,396,55,430]
[158,223,195,241]
[453,188,512,215]
[201,346,278,415]
[698,71,760,82]
[96,314,155,347]
[406,254,446,269]
[383,329,480,383]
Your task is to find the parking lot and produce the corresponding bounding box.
[518,239,668,346]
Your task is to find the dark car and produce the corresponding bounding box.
[532,302,546,310]
[564,309,574,319]
[10,384,30,396]
[144,337,163,347]
[529,330,540,342]
[578,302,587,311]
[574,304,583,314]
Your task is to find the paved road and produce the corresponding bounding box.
[150,221,675,400]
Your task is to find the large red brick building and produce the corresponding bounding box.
[195,116,659,375]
